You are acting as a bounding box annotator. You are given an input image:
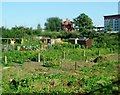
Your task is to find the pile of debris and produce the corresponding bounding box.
[90,56,108,63]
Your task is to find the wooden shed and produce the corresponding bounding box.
[51,38,62,45]
[10,39,15,45]
[68,38,79,44]
[40,37,51,44]
[77,37,92,48]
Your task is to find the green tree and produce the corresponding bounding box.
[107,21,113,31]
[45,17,61,32]
[11,26,27,38]
[73,13,94,34]
[37,24,42,31]
[33,24,42,36]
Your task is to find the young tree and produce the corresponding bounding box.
[45,17,61,32]
[33,24,42,36]
[37,24,42,31]
[107,21,113,31]
[73,13,94,34]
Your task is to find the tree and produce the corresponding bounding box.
[107,21,113,31]
[37,24,42,31]
[73,13,94,34]
[45,17,61,32]
[33,24,42,36]
[11,26,27,38]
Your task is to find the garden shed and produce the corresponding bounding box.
[77,37,92,48]
[68,37,92,48]
[68,38,79,44]
[51,38,62,45]
[40,37,51,44]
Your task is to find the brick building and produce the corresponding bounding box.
[61,18,74,31]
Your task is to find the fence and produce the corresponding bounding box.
[2,47,117,70]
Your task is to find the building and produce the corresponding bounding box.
[104,14,120,32]
[118,1,120,14]
[39,37,62,45]
[68,37,92,48]
[61,18,74,31]
[77,37,92,48]
[68,38,79,44]
[10,39,15,45]
[94,26,104,31]
[104,1,120,32]
[39,37,51,44]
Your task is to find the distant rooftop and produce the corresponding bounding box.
[104,14,120,19]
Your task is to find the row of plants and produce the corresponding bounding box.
[2,61,119,94]
[2,46,117,66]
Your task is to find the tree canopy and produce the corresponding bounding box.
[37,24,42,31]
[45,17,61,32]
[73,13,94,33]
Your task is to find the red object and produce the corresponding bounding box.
[77,38,92,48]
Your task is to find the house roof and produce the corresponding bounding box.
[104,14,120,19]
[69,38,78,40]
[78,37,90,41]
[69,37,90,41]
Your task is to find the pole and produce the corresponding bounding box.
[75,61,77,70]
[38,53,40,62]
[82,50,86,62]
[43,56,45,65]
[82,50,86,57]
[5,56,7,64]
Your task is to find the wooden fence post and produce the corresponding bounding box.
[38,53,40,62]
[5,56,7,64]
[75,61,77,70]
[83,50,86,57]
[82,50,86,62]
[85,57,88,63]
[43,55,44,65]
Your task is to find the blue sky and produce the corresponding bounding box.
[2,2,118,29]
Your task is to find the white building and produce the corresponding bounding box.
[104,1,120,32]
[104,14,120,32]
[94,25,104,31]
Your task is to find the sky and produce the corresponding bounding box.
[2,2,119,29]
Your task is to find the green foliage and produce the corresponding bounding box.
[2,45,117,66]
[2,51,37,64]
[107,20,113,31]
[1,14,119,94]
[2,61,119,94]
[43,62,60,68]
[73,13,94,33]
[93,33,119,48]
[37,24,42,31]
[45,17,61,31]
